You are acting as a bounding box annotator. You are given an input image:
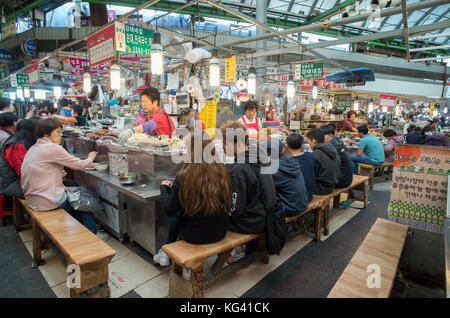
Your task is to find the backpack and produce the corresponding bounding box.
[248,164,288,255]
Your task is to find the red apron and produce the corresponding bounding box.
[241,116,259,132]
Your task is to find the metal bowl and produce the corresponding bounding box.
[118,173,138,185]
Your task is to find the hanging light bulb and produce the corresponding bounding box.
[10,92,16,100]
[83,66,91,93]
[151,31,163,75]
[312,87,318,100]
[287,79,295,99]
[328,101,333,110]
[17,88,24,100]
[444,107,448,113]
[353,100,359,111]
[382,106,388,113]
[209,49,220,87]
[368,101,374,113]
[247,66,256,95]
[54,87,62,99]
[110,63,121,90]
[24,87,30,98]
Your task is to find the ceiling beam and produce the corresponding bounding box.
[308,0,320,17]
[287,0,296,12]
[401,0,411,61]
[413,7,435,26]
[305,0,357,24]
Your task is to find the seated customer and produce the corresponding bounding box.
[0,112,18,148]
[0,118,40,199]
[20,119,105,239]
[406,126,425,145]
[346,126,385,174]
[306,129,341,195]
[287,133,316,202]
[267,139,308,217]
[154,131,231,267]
[383,129,404,162]
[320,125,353,189]
[53,105,87,126]
[221,121,280,263]
[425,133,449,147]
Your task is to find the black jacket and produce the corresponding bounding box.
[406,132,425,145]
[0,139,25,198]
[331,136,353,189]
[227,150,278,234]
[160,178,228,244]
[272,157,309,217]
[312,143,341,195]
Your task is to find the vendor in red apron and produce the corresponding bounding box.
[238,100,263,137]
[118,87,176,145]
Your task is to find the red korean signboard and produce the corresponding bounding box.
[380,94,397,107]
[27,63,39,84]
[88,24,116,68]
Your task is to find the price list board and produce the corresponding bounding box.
[199,100,218,138]
[388,145,450,233]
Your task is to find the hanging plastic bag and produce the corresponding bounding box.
[65,186,104,214]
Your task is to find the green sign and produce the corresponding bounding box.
[0,66,7,81]
[301,62,323,79]
[124,24,153,56]
[335,93,352,109]
[16,74,29,87]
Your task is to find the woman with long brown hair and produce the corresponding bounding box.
[154,131,232,268]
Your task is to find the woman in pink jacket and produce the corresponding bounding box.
[21,118,100,235]
[383,129,404,162]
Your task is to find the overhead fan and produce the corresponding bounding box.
[161,32,191,60]
[255,83,279,107]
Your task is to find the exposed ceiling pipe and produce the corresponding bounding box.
[410,32,450,41]
[410,56,450,62]
[217,0,448,48]
[370,0,402,9]
[410,44,450,52]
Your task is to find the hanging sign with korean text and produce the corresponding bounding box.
[27,64,39,85]
[16,74,29,87]
[122,24,153,55]
[388,145,450,233]
[88,24,116,68]
[1,19,16,40]
[301,62,323,79]
[225,56,236,83]
[380,94,397,107]
[335,93,352,109]
[0,66,7,81]
[199,100,218,138]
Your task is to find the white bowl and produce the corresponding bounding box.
[95,164,109,172]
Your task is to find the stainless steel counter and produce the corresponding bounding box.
[75,169,161,203]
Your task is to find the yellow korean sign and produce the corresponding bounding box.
[430,102,435,117]
[225,56,236,83]
[199,100,218,138]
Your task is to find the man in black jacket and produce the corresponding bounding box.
[320,125,353,188]
[306,129,341,195]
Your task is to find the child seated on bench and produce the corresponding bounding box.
[266,138,308,217]
[220,121,279,264]
[155,131,231,267]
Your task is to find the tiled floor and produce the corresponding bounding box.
[17,197,366,298]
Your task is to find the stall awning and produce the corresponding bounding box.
[325,68,375,84]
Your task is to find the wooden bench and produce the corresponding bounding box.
[162,195,332,298]
[327,218,408,298]
[162,231,265,298]
[14,198,116,298]
[317,175,370,237]
[359,162,394,189]
[285,195,330,242]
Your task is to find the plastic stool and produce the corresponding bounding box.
[0,194,13,226]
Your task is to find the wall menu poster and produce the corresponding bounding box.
[225,56,236,83]
[380,94,397,107]
[335,93,352,109]
[27,64,39,84]
[388,145,450,233]
[88,24,116,68]
[199,100,218,138]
